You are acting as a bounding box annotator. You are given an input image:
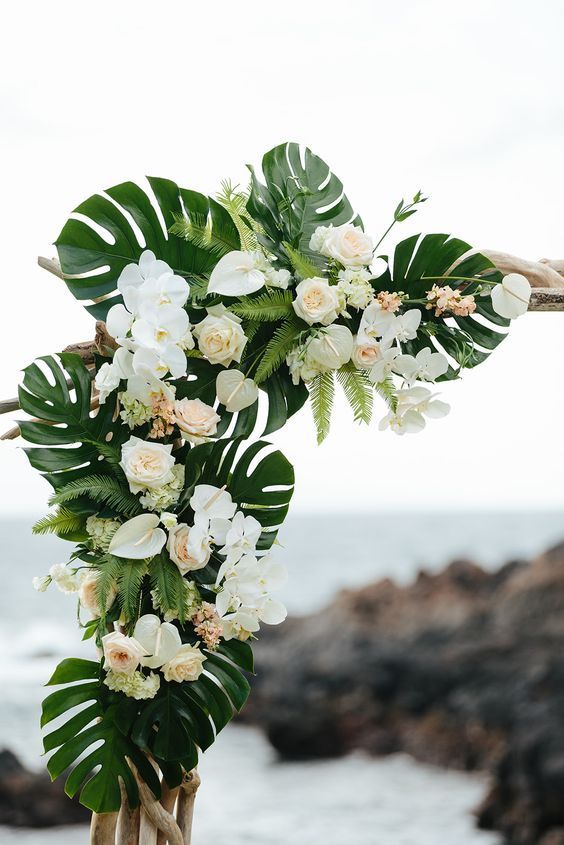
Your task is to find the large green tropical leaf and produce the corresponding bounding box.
[376,234,510,375]
[41,658,161,814]
[55,179,240,319]
[247,142,362,264]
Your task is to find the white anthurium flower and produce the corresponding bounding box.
[208,250,266,297]
[491,273,531,319]
[132,305,190,352]
[368,346,400,384]
[358,302,396,342]
[133,614,182,669]
[108,514,167,559]
[386,309,422,344]
[216,369,259,412]
[118,250,174,314]
[106,303,134,340]
[133,344,187,380]
[190,484,237,521]
[219,511,262,563]
[136,273,190,312]
[306,325,354,371]
[393,347,449,386]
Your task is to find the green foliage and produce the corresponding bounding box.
[94,555,122,616]
[32,507,87,540]
[309,371,335,445]
[117,560,148,625]
[216,179,258,252]
[169,197,240,259]
[49,474,142,518]
[41,659,161,813]
[231,289,294,322]
[336,363,373,424]
[149,553,187,624]
[374,377,398,413]
[55,180,240,319]
[254,317,304,384]
[376,234,509,375]
[282,241,320,279]
[247,142,362,264]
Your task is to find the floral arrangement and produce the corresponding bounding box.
[20,142,531,817]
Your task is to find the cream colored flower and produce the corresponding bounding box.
[193,305,247,366]
[104,669,160,700]
[215,370,258,412]
[310,223,373,268]
[352,337,383,369]
[79,570,117,616]
[306,325,354,370]
[174,398,221,444]
[162,643,207,683]
[120,436,176,493]
[167,518,212,574]
[292,277,340,326]
[102,631,148,676]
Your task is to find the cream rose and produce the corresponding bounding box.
[193,305,247,366]
[79,571,117,616]
[292,277,340,326]
[167,521,211,574]
[312,223,373,268]
[101,631,148,676]
[162,643,207,683]
[352,337,383,370]
[174,398,221,444]
[119,436,175,493]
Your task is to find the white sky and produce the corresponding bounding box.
[1,0,564,514]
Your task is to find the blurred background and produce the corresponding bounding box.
[2,1,564,843]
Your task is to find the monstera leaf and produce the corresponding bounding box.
[55,179,240,319]
[376,234,510,375]
[41,659,161,813]
[247,141,363,264]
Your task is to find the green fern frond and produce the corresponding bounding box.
[243,319,261,343]
[216,179,259,251]
[117,560,148,624]
[231,289,294,323]
[375,377,398,413]
[32,507,86,538]
[254,317,304,384]
[169,211,233,259]
[149,554,187,624]
[337,363,373,424]
[187,275,210,301]
[283,242,321,279]
[48,474,142,518]
[310,371,335,444]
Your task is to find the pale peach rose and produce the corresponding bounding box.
[311,224,373,268]
[79,571,117,617]
[292,277,340,326]
[352,337,383,370]
[167,521,211,574]
[174,398,221,444]
[162,643,207,683]
[101,631,148,676]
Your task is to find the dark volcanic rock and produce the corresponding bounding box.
[0,748,89,827]
[244,546,564,845]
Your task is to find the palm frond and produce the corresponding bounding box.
[374,377,398,412]
[149,554,187,624]
[32,507,86,538]
[336,363,373,424]
[94,555,122,616]
[282,242,321,279]
[231,289,294,323]
[254,317,304,384]
[309,371,335,444]
[216,180,259,251]
[117,561,148,624]
[48,474,142,518]
[169,211,234,259]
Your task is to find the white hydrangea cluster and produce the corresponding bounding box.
[86,516,120,550]
[104,669,161,700]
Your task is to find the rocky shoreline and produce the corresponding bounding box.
[243,543,564,845]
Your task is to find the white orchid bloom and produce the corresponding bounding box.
[208,250,266,297]
[358,301,396,341]
[132,305,190,352]
[386,309,422,344]
[124,373,175,406]
[216,369,259,412]
[393,347,449,386]
[118,250,174,315]
[220,608,261,641]
[491,273,531,319]
[256,597,287,625]
[136,273,190,313]
[368,346,400,384]
[133,344,187,380]
[397,385,451,419]
[108,514,167,559]
[219,511,262,563]
[133,614,182,669]
[190,484,237,521]
[378,408,427,435]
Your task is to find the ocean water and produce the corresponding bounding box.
[1,511,562,843]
